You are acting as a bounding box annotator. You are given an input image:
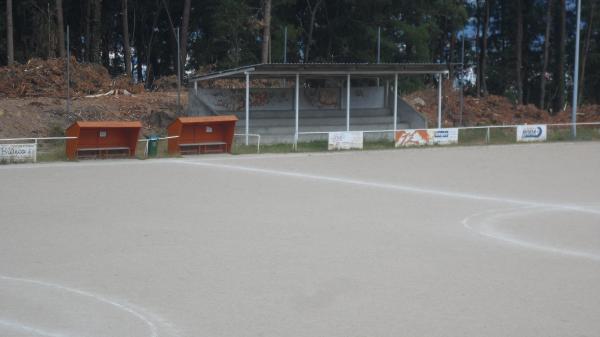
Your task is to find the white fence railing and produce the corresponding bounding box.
[296,122,600,148]
[0,133,261,164]
[137,135,179,157]
[0,136,77,163]
[2,122,598,163]
[234,133,261,153]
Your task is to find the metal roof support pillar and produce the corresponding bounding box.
[245,72,250,145]
[393,73,398,132]
[66,26,70,116]
[437,73,442,129]
[294,73,300,150]
[346,74,351,131]
[176,27,181,116]
[572,0,581,139]
[384,80,389,108]
[194,81,198,94]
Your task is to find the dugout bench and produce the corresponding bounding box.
[66,121,142,160]
[167,116,238,155]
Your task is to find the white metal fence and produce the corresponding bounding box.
[234,133,261,153]
[137,135,179,157]
[0,137,77,163]
[296,122,600,148]
[0,133,262,164]
[1,122,598,163]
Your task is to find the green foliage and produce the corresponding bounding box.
[1,0,600,104]
[0,3,5,62]
[48,124,66,137]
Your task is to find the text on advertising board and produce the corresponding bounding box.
[0,143,37,163]
[516,125,547,142]
[328,131,364,150]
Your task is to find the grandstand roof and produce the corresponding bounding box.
[191,63,452,82]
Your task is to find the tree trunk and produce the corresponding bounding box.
[122,0,132,77]
[539,0,553,109]
[85,0,93,62]
[136,51,143,82]
[578,1,595,104]
[304,0,323,62]
[90,0,103,63]
[516,0,523,105]
[56,0,65,58]
[449,31,456,78]
[47,2,56,58]
[101,29,110,68]
[145,3,162,87]
[475,0,481,97]
[261,0,272,63]
[160,0,182,73]
[480,0,491,96]
[180,0,192,76]
[553,0,566,113]
[6,0,14,65]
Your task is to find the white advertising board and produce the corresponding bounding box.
[429,128,459,145]
[0,143,37,163]
[395,128,459,147]
[328,131,364,150]
[517,125,547,142]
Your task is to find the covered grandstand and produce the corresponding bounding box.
[189,63,451,145]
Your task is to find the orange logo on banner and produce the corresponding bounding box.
[395,130,430,147]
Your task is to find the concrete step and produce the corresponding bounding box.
[236,116,398,128]
[238,123,405,134]
[234,123,409,144]
[232,108,392,119]
[242,130,402,145]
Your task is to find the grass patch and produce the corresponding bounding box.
[364,140,396,150]
[135,139,173,159]
[488,128,516,144]
[232,141,326,154]
[232,139,398,154]
[458,128,488,145]
[36,141,68,162]
[9,127,600,163]
[548,126,600,142]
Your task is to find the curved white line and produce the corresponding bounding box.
[0,275,174,337]
[180,160,600,261]
[0,319,73,337]
[462,206,600,261]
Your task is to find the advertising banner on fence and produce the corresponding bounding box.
[516,125,547,142]
[328,131,364,150]
[0,143,36,163]
[429,128,459,145]
[395,128,459,147]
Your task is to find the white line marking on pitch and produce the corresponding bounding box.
[462,206,600,261]
[0,275,181,337]
[0,319,73,337]
[0,158,176,170]
[180,160,600,261]
[179,160,600,215]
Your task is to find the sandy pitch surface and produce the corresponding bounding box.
[1,142,599,337]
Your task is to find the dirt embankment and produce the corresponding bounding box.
[1,59,599,138]
[403,81,600,127]
[0,92,185,138]
[0,58,183,138]
[0,57,147,98]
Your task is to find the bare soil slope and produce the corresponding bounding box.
[0,59,181,138]
[404,82,600,127]
[1,60,599,138]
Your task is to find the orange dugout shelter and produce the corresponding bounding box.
[66,121,142,160]
[168,116,238,155]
